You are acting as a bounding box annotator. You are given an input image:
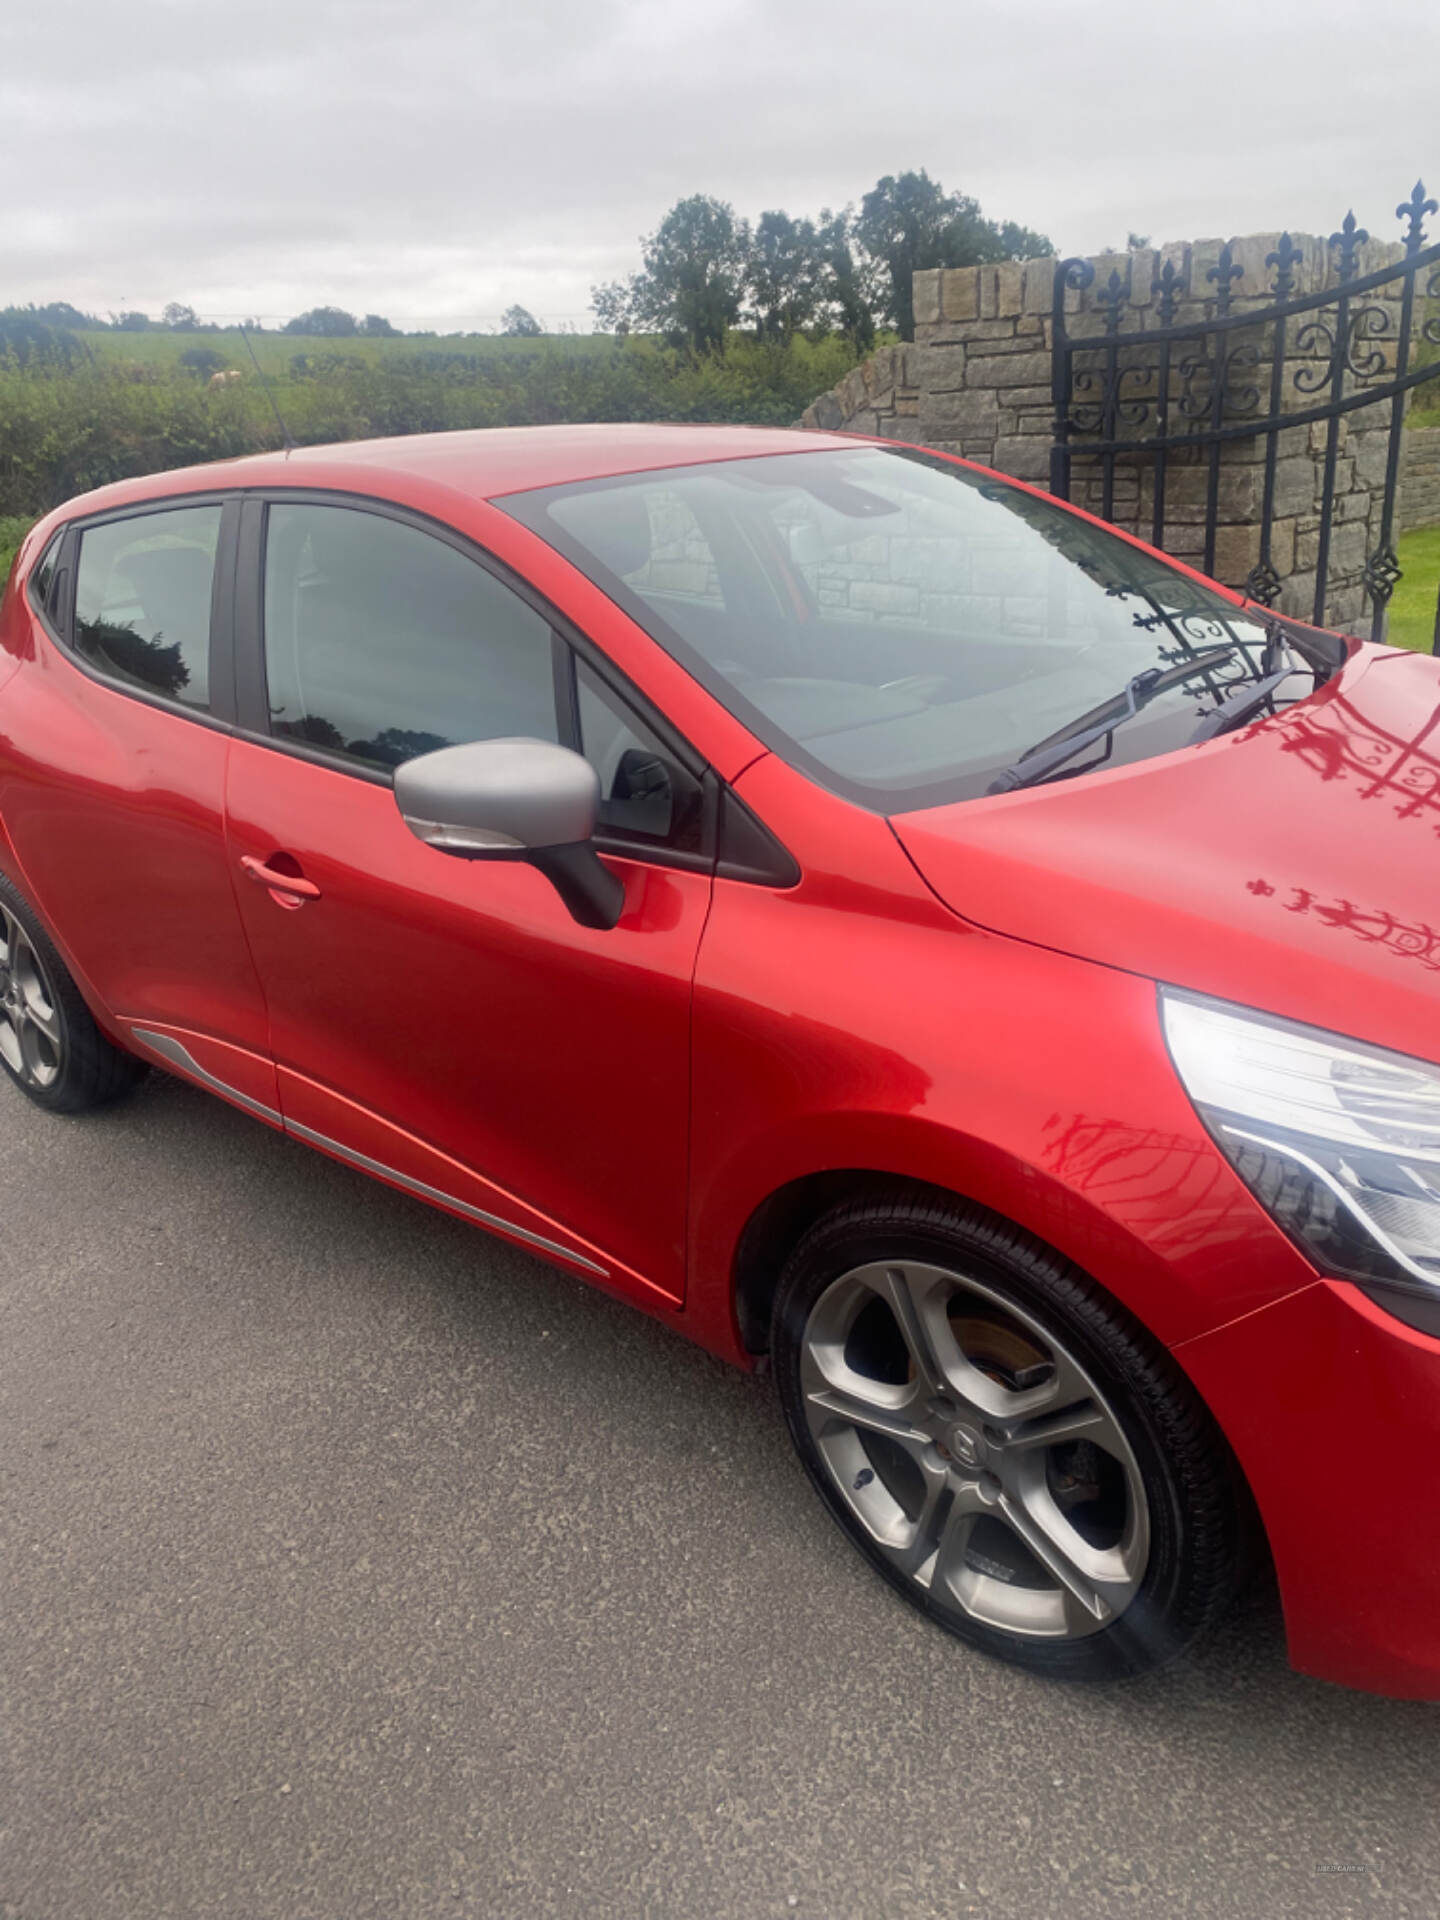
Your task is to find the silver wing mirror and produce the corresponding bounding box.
[394,738,624,930]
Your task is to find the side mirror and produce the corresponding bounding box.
[394,737,625,931]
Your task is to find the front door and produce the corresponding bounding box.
[224,497,710,1305]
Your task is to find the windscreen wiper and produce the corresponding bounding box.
[986,645,1240,795]
[1186,664,1303,743]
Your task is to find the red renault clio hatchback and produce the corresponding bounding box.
[5,424,1439,1697]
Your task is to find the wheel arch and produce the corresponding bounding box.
[0,840,131,1053]
[731,1164,1141,1357]
[733,1163,1273,1591]
[733,1168,917,1354]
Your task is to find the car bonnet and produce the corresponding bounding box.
[891,643,1440,1061]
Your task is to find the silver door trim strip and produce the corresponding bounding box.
[131,1026,609,1279]
[284,1118,610,1276]
[132,1028,284,1124]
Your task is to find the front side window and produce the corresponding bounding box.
[575,658,704,852]
[262,504,558,771]
[503,448,1327,812]
[74,505,221,709]
[27,532,64,617]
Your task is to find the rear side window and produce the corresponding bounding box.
[262,504,560,771]
[74,506,221,710]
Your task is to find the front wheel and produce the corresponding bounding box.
[773,1193,1246,1682]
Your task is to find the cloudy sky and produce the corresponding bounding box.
[5,0,1437,332]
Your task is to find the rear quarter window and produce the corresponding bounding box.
[25,532,63,620]
[73,505,222,711]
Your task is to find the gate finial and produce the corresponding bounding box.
[1266,234,1303,299]
[1398,181,1437,252]
[1152,257,1186,325]
[1330,211,1369,281]
[1207,243,1243,315]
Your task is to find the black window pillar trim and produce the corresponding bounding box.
[552,632,581,751]
[233,498,269,735]
[208,497,243,728]
[53,527,78,645]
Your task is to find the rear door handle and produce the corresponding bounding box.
[240,855,321,903]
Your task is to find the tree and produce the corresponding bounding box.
[31,301,98,330]
[283,306,359,336]
[500,304,543,337]
[590,280,633,337]
[855,171,1052,340]
[0,308,81,368]
[162,302,200,330]
[179,346,225,378]
[358,313,400,336]
[592,195,750,354]
[111,310,152,331]
[816,208,878,351]
[745,211,827,342]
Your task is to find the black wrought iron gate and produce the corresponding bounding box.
[1049,183,1440,640]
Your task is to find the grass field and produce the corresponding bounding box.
[0,327,873,524]
[72,328,609,373]
[1387,525,1440,652]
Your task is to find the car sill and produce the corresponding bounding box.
[131,1027,609,1278]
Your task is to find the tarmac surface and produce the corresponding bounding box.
[3,1070,1438,1919]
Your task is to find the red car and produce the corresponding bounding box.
[4,424,1438,1697]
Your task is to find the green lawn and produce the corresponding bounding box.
[1387,525,1440,653]
[73,327,620,374]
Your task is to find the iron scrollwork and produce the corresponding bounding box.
[1292,319,1336,393]
[1244,559,1283,607]
[1049,179,1440,640]
[1219,341,1262,417]
[1345,304,1395,382]
[1362,545,1403,607]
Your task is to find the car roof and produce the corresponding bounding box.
[57,423,876,522]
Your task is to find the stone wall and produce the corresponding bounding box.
[1402,425,1440,533]
[801,235,1434,634]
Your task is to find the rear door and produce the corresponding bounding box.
[223,494,712,1304]
[0,496,277,1115]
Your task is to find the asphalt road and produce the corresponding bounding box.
[3,1069,1439,1920]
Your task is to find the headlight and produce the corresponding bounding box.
[1161,989,1440,1312]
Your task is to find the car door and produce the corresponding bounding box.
[0,495,277,1115]
[223,494,713,1305]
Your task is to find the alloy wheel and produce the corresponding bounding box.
[798,1260,1150,1639]
[0,904,64,1091]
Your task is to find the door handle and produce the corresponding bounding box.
[240,855,321,903]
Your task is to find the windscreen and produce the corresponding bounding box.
[501,447,1319,812]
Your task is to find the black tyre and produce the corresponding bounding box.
[0,875,143,1113]
[773,1191,1246,1682]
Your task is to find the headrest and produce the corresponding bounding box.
[552,487,654,581]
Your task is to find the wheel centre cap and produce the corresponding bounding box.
[945,1422,985,1470]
